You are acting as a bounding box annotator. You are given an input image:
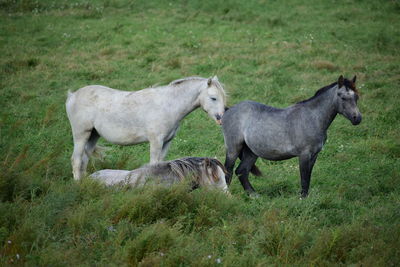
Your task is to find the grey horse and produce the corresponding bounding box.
[222,75,362,197]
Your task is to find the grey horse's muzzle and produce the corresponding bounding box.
[351,114,362,125]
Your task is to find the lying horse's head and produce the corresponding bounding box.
[169,157,228,192]
[336,75,362,125]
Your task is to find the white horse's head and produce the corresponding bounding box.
[199,76,226,125]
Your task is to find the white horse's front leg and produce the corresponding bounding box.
[160,140,172,161]
[149,139,163,163]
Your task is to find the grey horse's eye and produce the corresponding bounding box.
[338,94,346,101]
[210,97,217,101]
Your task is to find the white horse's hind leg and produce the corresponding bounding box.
[71,130,92,180]
[81,130,100,176]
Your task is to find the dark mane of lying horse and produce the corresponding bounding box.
[297,78,358,105]
[149,157,227,184]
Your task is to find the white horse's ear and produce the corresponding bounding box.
[338,75,344,88]
[212,75,219,81]
[207,78,212,86]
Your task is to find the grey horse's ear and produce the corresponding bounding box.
[212,75,219,81]
[338,75,344,88]
[207,78,212,87]
[352,75,357,83]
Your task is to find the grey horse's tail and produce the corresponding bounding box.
[250,164,262,177]
[238,145,263,177]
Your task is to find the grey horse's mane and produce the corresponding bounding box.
[162,157,227,183]
[297,78,358,105]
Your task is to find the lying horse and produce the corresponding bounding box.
[222,75,362,197]
[66,76,226,180]
[90,157,228,192]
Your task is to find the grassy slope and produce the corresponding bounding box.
[0,0,399,265]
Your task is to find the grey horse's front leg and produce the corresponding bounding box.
[224,151,239,185]
[299,153,318,197]
[235,146,258,195]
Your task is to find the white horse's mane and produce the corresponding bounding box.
[169,76,205,85]
[169,76,226,98]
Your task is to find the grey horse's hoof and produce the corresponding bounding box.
[249,192,260,199]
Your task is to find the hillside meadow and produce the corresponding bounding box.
[1,0,399,265]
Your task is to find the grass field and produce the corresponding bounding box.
[1,0,399,265]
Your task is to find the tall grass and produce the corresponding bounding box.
[1,0,399,265]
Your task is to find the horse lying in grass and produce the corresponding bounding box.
[66,76,226,180]
[90,157,229,193]
[222,75,362,197]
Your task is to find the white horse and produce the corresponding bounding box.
[66,76,226,180]
[90,157,229,192]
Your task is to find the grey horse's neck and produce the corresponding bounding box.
[300,84,338,132]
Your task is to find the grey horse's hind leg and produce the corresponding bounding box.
[235,145,258,195]
[299,153,318,198]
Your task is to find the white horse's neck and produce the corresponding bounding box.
[161,80,204,121]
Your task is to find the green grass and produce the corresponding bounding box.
[1,0,399,265]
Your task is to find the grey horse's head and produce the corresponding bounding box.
[199,76,226,125]
[336,75,362,125]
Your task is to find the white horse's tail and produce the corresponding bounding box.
[67,90,74,99]
[66,90,75,109]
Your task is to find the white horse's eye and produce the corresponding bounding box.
[210,97,217,101]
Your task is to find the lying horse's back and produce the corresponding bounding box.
[90,169,133,186]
